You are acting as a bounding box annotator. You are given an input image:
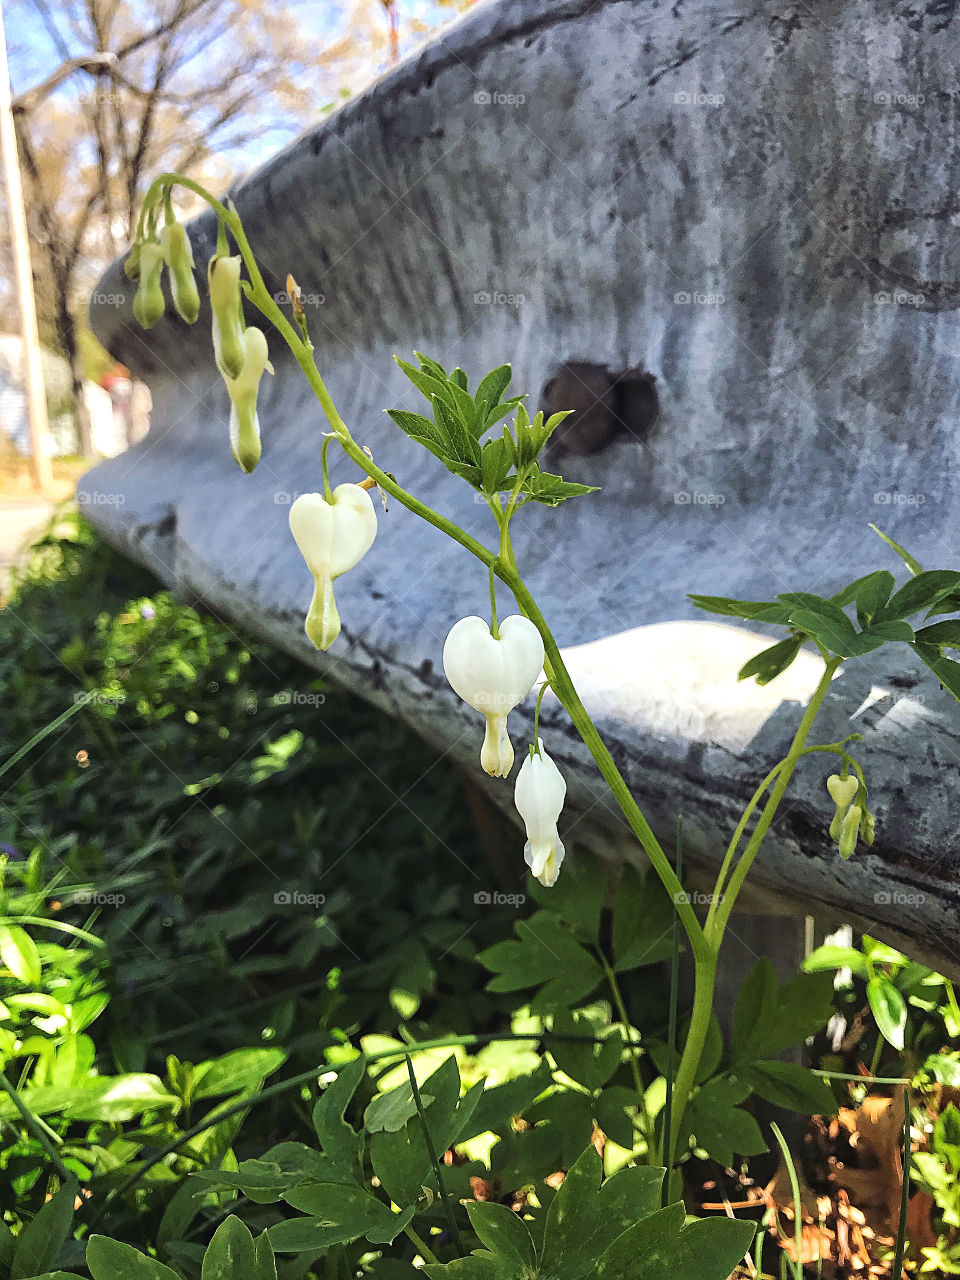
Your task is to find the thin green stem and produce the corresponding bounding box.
[666,950,717,1167]
[710,657,842,942]
[488,563,500,638]
[707,760,786,931]
[320,435,335,502]
[661,814,683,1192]
[600,955,653,1145]
[771,1122,804,1280]
[532,680,549,747]
[891,1089,910,1280]
[406,1055,465,1257]
[0,696,88,783]
[0,1069,73,1182]
[404,1224,439,1265]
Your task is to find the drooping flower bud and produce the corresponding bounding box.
[289,485,378,650]
[223,326,272,473]
[124,240,142,281]
[514,740,566,886]
[861,808,876,846]
[442,615,544,778]
[132,241,165,329]
[839,804,862,860]
[160,222,200,324]
[208,254,245,379]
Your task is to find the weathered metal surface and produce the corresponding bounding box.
[80,0,960,970]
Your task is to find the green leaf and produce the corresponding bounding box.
[913,643,960,702]
[365,1079,433,1134]
[464,1061,553,1139]
[369,1056,482,1208]
[202,1218,256,1280]
[466,1202,536,1270]
[0,924,41,986]
[867,975,908,1050]
[611,865,679,971]
[522,470,598,507]
[686,1077,767,1164]
[869,524,923,575]
[803,943,869,978]
[688,595,793,624]
[252,1235,276,1280]
[882,570,960,619]
[786,597,861,656]
[596,1084,640,1149]
[11,1181,77,1280]
[475,365,513,419]
[530,856,606,945]
[596,1211,756,1280]
[477,912,603,1014]
[832,571,895,625]
[386,408,442,447]
[741,1060,836,1114]
[63,1073,180,1121]
[538,1146,664,1280]
[731,960,834,1061]
[914,620,960,649]
[312,1054,365,1184]
[549,1009,621,1092]
[192,1158,291,1204]
[738,635,804,685]
[87,1237,180,1280]
[281,1183,413,1247]
[422,1260,520,1280]
[192,1048,286,1099]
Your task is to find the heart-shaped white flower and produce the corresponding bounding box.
[443,614,544,777]
[225,326,272,474]
[289,485,378,650]
[514,740,566,886]
[826,774,858,810]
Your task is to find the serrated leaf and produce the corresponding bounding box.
[475,365,513,417]
[832,570,895,625]
[477,912,603,1014]
[538,1146,664,1280]
[549,1008,622,1092]
[596,1212,756,1280]
[611,865,679,971]
[466,1202,536,1270]
[523,470,598,507]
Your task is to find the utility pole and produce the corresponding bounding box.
[0,0,52,492]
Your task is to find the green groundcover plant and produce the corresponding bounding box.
[4,172,960,1275]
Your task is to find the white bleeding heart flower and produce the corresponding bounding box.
[443,614,544,777]
[826,773,859,843]
[289,484,378,650]
[514,740,566,886]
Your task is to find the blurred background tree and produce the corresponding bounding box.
[0,0,475,455]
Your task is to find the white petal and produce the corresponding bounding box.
[514,742,566,844]
[524,834,565,887]
[289,484,377,581]
[442,615,544,716]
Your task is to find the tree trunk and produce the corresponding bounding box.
[57,306,94,457]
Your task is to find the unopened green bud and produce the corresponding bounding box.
[862,809,875,846]
[124,240,142,281]
[208,254,245,378]
[132,241,165,329]
[160,223,200,324]
[224,326,272,473]
[839,804,862,860]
